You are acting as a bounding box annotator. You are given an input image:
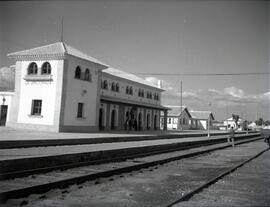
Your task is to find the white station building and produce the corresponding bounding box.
[4,42,169,132]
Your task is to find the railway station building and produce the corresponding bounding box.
[160,106,215,131]
[4,42,169,132]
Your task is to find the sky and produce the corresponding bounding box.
[0,0,269,121]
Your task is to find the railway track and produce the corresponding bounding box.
[167,145,269,207]
[0,133,259,180]
[0,135,263,204]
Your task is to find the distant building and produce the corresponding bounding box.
[160,107,215,131]
[5,42,169,132]
[160,106,191,130]
[223,117,244,130]
[212,120,226,130]
[189,111,215,130]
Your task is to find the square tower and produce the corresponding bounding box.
[7,42,107,132]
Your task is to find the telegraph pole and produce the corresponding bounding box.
[60,17,64,42]
[226,101,228,130]
[180,81,183,131]
[208,102,211,137]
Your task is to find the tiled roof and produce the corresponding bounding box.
[8,42,108,67]
[101,95,170,110]
[165,106,187,116]
[102,67,164,91]
[189,111,215,120]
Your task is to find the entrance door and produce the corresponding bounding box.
[146,113,150,130]
[154,114,157,130]
[138,113,142,131]
[0,105,8,126]
[99,108,104,130]
[111,109,116,130]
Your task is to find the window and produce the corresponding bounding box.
[126,86,129,94]
[77,103,84,118]
[41,62,51,74]
[168,118,171,124]
[129,87,133,95]
[31,100,42,115]
[138,89,145,97]
[75,66,81,79]
[111,82,115,91]
[116,83,119,92]
[153,93,159,100]
[85,69,90,81]
[28,62,38,75]
[103,80,108,89]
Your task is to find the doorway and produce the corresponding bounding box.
[99,108,104,130]
[146,113,150,130]
[111,109,116,130]
[0,105,8,126]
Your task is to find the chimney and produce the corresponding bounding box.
[157,80,162,89]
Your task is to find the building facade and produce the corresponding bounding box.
[160,107,215,131]
[189,111,215,130]
[6,42,168,132]
[161,106,192,130]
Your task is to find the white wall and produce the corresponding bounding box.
[62,56,100,126]
[17,60,59,125]
[100,74,161,106]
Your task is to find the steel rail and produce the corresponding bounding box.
[0,133,259,180]
[166,145,269,207]
[0,136,263,203]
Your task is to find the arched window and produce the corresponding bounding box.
[75,66,81,79]
[41,62,51,74]
[103,80,108,89]
[126,86,129,94]
[129,87,133,95]
[138,89,141,97]
[85,69,90,81]
[116,83,119,92]
[142,90,144,97]
[111,82,116,91]
[28,62,38,75]
[150,92,152,99]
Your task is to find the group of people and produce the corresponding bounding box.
[125,118,141,132]
[228,126,270,148]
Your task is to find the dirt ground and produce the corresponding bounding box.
[3,140,268,207]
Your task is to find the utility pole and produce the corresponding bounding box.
[60,17,64,42]
[180,81,183,131]
[208,102,211,137]
[256,103,258,122]
[226,101,228,130]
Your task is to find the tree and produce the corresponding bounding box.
[232,114,239,129]
[256,118,264,126]
[264,120,270,126]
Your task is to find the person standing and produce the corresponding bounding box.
[228,126,235,147]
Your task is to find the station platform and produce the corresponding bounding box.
[0,127,247,149]
[0,130,261,176]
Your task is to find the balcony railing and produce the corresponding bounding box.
[24,74,53,82]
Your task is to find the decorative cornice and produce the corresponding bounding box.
[24,74,53,82]
[8,53,66,61]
